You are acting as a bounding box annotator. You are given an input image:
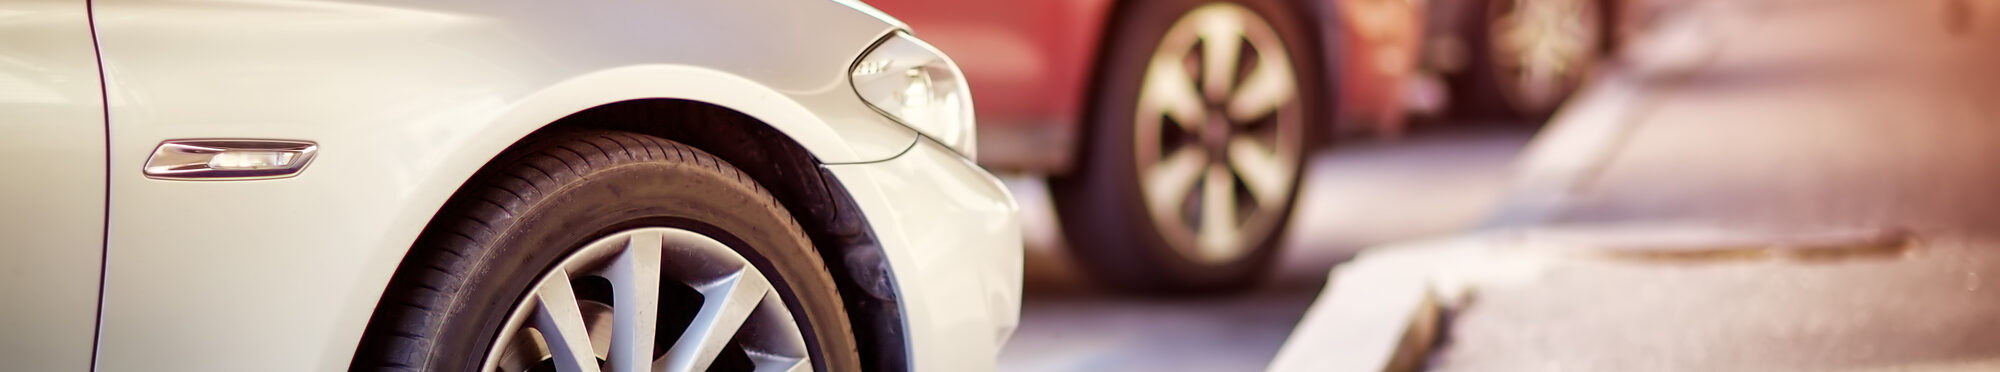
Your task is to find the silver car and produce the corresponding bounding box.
[0,0,1021,371]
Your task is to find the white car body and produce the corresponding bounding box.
[0,0,1021,370]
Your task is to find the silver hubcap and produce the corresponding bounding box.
[482,228,811,372]
[1136,3,1304,264]
[1493,0,1603,111]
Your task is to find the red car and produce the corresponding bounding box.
[861,0,1422,293]
[866,0,1606,292]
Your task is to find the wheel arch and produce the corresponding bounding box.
[353,69,915,371]
[539,99,913,372]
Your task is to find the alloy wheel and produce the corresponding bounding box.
[1134,3,1306,264]
[1491,0,1604,112]
[481,227,810,372]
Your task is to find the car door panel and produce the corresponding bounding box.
[0,0,107,371]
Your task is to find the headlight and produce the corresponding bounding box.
[850,31,976,157]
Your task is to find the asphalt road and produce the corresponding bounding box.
[995,126,1537,372]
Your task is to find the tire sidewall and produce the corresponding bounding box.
[411,138,857,371]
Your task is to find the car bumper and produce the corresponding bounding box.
[825,137,1023,371]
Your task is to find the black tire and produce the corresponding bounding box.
[352,129,859,371]
[1051,0,1325,293]
[1451,0,1610,121]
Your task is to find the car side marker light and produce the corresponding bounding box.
[143,140,318,180]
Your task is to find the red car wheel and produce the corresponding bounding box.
[1053,0,1324,293]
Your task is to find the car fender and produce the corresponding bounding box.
[88,1,915,370]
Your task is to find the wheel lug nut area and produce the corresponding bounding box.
[1205,109,1232,161]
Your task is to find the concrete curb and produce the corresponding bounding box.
[1264,235,1562,372]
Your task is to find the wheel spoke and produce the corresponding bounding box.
[1226,55,1295,123]
[1144,57,1207,131]
[485,228,811,372]
[750,353,811,372]
[1496,16,1534,70]
[498,330,547,371]
[1197,11,1245,100]
[1145,147,1208,216]
[1197,164,1240,255]
[1228,137,1292,207]
[1547,1,1597,78]
[533,270,603,372]
[606,232,663,372]
[657,269,769,372]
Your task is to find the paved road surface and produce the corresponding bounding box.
[997,127,1536,372]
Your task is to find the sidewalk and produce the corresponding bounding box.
[1273,225,2000,372]
[1269,0,2000,370]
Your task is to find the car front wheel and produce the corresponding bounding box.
[353,129,859,372]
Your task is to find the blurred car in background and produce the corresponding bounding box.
[868,0,1425,292]
[1423,0,1616,120]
